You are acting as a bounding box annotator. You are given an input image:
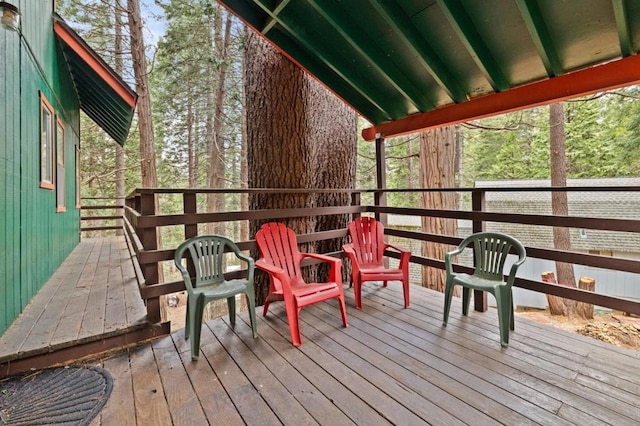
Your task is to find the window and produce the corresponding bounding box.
[75,146,81,208]
[56,119,66,211]
[40,93,54,189]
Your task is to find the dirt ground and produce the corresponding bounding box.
[515,307,640,352]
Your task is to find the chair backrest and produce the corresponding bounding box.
[348,216,386,265]
[255,222,303,282]
[174,235,238,289]
[462,232,526,280]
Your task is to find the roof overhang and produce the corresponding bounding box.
[53,14,137,146]
[217,0,640,141]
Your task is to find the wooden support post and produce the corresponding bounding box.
[140,192,160,323]
[471,189,487,312]
[183,192,197,279]
[375,136,388,227]
[351,192,361,221]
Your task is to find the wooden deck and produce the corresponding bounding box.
[89,282,640,426]
[0,237,167,374]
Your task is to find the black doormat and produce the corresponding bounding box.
[0,366,113,425]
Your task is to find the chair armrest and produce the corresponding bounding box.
[444,246,465,275]
[301,253,343,284]
[385,243,409,254]
[385,243,411,270]
[256,258,294,297]
[342,243,356,256]
[236,252,256,283]
[175,264,195,294]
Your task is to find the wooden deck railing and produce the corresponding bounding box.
[122,187,640,324]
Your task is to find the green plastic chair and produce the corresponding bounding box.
[443,232,526,347]
[174,235,257,360]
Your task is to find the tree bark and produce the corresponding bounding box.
[127,0,157,188]
[577,277,595,319]
[207,6,231,234]
[419,127,459,292]
[549,102,577,318]
[245,32,357,304]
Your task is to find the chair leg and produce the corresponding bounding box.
[402,278,410,308]
[382,280,388,287]
[263,300,271,317]
[442,279,455,326]
[246,291,258,338]
[227,296,236,326]
[337,294,348,328]
[185,296,192,340]
[354,279,363,309]
[495,288,512,348]
[285,304,302,346]
[190,295,205,360]
[462,287,472,316]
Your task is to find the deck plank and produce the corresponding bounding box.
[373,283,640,424]
[209,319,320,425]
[171,328,246,425]
[241,313,388,425]
[227,315,359,426]
[130,344,173,425]
[100,354,137,426]
[151,337,208,426]
[199,321,282,425]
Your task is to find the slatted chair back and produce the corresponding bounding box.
[467,233,526,283]
[348,216,386,266]
[255,222,304,286]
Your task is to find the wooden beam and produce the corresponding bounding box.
[362,54,640,141]
[516,0,563,76]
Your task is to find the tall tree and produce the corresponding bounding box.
[548,102,577,317]
[245,32,357,304]
[127,0,157,188]
[419,127,459,292]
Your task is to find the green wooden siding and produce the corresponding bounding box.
[1,0,81,335]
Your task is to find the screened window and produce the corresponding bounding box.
[76,146,81,208]
[56,119,66,211]
[40,94,54,189]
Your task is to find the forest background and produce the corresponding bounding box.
[59,0,640,311]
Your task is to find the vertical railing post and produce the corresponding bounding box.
[140,191,161,323]
[351,192,361,221]
[375,135,388,227]
[183,191,197,278]
[471,189,487,312]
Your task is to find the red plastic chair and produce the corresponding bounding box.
[343,216,411,309]
[255,222,348,346]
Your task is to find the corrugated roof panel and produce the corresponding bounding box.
[53,15,137,147]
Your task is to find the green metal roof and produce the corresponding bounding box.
[218,0,640,140]
[53,14,137,146]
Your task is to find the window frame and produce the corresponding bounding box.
[56,118,66,212]
[40,93,55,190]
[75,146,81,209]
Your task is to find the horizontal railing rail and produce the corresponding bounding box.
[123,187,640,323]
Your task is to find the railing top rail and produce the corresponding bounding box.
[125,185,640,199]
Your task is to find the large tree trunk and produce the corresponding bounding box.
[245,32,357,305]
[549,102,577,318]
[419,127,459,292]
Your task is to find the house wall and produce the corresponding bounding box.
[1,0,81,334]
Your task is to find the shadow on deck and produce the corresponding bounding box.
[0,237,169,375]
[91,282,639,425]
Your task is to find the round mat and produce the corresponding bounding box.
[0,366,113,426]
